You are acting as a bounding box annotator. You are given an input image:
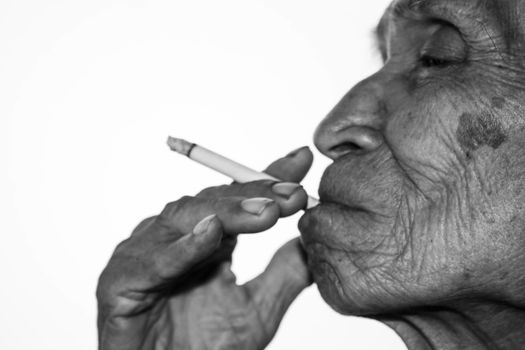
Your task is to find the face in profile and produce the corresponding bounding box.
[299,0,525,315]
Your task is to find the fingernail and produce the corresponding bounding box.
[272,182,302,199]
[286,146,307,158]
[241,198,274,215]
[193,214,216,235]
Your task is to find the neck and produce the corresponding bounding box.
[377,301,525,349]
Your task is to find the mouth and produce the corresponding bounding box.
[317,165,352,207]
[313,153,401,220]
[315,153,381,210]
[316,168,371,214]
[317,192,363,213]
[299,159,393,253]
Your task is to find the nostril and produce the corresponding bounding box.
[318,126,383,159]
[329,142,363,156]
[315,124,384,160]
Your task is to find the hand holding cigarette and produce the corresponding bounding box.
[167,136,319,208]
[97,144,314,350]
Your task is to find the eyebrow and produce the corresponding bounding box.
[391,0,421,19]
[397,0,489,25]
[372,0,487,60]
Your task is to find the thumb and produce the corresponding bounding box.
[243,238,312,334]
[263,146,313,183]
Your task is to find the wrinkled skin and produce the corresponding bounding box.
[97,149,314,350]
[98,0,525,349]
[299,0,525,348]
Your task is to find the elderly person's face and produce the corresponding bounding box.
[300,0,525,325]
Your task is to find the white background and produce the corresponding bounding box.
[1,0,408,349]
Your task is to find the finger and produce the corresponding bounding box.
[153,214,223,280]
[129,216,156,238]
[243,238,313,334]
[156,196,280,235]
[196,180,307,217]
[263,146,313,183]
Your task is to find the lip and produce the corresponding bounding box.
[299,200,352,248]
[299,161,366,248]
[317,155,370,208]
[316,169,367,213]
[318,168,346,206]
[314,155,396,219]
[317,195,362,212]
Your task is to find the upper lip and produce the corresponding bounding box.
[317,169,360,211]
[317,186,366,213]
[315,160,382,215]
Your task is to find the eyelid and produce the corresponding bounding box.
[420,45,464,62]
[419,54,453,68]
[420,23,467,62]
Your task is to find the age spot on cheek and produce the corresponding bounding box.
[456,112,507,156]
[491,96,505,109]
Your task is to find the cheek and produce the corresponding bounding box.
[384,93,469,187]
[456,112,507,157]
[387,98,457,156]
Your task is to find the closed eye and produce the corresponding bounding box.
[419,54,452,68]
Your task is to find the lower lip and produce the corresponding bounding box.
[299,202,355,262]
[300,200,348,235]
[316,197,364,213]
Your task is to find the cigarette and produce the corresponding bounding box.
[167,136,319,209]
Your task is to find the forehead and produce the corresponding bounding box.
[376,0,525,49]
[378,0,486,29]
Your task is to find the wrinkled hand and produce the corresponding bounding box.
[97,147,314,350]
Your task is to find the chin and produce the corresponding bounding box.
[305,244,356,315]
[299,202,376,315]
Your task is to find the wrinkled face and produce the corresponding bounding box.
[299,0,525,315]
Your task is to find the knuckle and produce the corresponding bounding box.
[158,196,194,220]
[113,237,133,255]
[196,185,227,198]
[130,216,156,237]
[136,216,156,228]
[96,265,123,305]
[96,271,111,302]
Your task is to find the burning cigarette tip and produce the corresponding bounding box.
[167,136,194,156]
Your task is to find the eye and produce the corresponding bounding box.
[417,23,466,70]
[419,54,451,68]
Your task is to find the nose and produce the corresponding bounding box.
[314,73,387,160]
